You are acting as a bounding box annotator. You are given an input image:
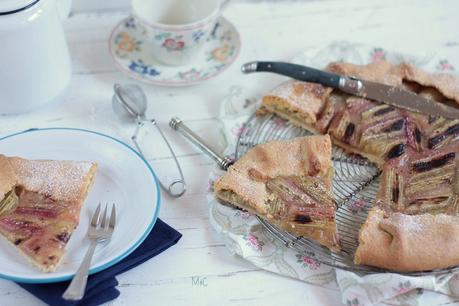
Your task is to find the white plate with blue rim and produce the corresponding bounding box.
[109,16,241,86]
[0,128,160,283]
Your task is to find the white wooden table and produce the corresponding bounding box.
[1,1,459,305]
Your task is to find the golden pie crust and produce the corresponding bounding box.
[0,155,97,272]
[355,207,459,272]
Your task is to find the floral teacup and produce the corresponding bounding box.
[132,0,221,66]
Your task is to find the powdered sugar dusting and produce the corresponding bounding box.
[269,80,296,99]
[9,157,95,201]
[389,213,427,233]
[267,80,329,117]
[326,61,403,87]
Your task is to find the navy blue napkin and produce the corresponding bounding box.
[18,218,182,306]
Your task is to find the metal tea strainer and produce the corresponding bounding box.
[112,83,186,197]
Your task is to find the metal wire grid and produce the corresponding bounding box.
[234,114,459,276]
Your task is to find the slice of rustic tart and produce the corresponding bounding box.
[214,135,340,251]
[0,155,97,272]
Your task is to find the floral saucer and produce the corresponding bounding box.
[109,16,241,86]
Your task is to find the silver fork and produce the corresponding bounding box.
[62,203,116,301]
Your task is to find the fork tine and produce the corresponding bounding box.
[109,204,116,230]
[100,204,108,228]
[91,203,101,226]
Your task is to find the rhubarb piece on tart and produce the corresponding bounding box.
[355,207,459,272]
[377,145,458,215]
[0,155,97,272]
[214,135,340,251]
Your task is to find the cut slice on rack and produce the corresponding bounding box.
[214,135,340,251]
[0,155,97,272]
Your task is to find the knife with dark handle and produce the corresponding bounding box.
[241,61,459,120]
[242,61,342,88]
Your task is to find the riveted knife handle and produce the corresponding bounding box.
[241,61,341,88]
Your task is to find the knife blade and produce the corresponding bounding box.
[241,61,459,120]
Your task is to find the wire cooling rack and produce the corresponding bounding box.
[234,113,459,276]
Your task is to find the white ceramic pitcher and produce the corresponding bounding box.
[0,0,72,115]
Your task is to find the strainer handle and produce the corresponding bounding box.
[132,120,187,198]
[169,117,233,171]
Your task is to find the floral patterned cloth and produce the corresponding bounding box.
[208,42,459,306]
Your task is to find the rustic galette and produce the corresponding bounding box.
[258,60,459,271]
